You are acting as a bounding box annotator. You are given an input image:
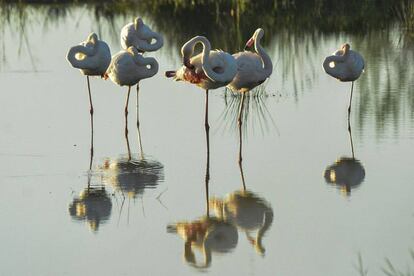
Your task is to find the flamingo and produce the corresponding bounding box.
[120,17,164,128]
[322,43,365,119]
[105,46,159,142]
[121,17,164,53]
[227,28,273,126]
[66,33,111,133]
[165,36,237,130]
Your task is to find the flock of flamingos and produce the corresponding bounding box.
[66,17,365,131]
[66,17,366,263]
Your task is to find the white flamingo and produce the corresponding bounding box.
[227,28,273,125]
[322,43,365,118]
[66,33,111,117]
[165,36,237,130]
[105,46,159,139]
[121,17,164,53]
[121,17,164,126]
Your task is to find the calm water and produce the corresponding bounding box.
[0,3,414,276]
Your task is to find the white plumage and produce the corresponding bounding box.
[120,17,164,52]
[66,33,111,76]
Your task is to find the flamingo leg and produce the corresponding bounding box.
[348,118,355,159]
[136,83,140,128]
[205,110,210,218]
[86,76,94,115]
[136,84,144,159]
[125,86,131,117]
[86,76,94,172]
[204,90,210,131]
[237,92,246,160]
[125,86,131,160]
[238,115,247,191]
[348,81,354,120]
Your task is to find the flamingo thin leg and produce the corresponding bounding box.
[136,83,140,128]
[348,81,354,119]
[205,90,210,131]
[205,116,210,217]
[125,86,132,160]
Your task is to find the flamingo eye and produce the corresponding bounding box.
[329,61,336,68]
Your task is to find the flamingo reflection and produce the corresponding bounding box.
[167,120,238,268]
[210,119,273,256]
[324,120,366,196]
[101,121,164,222]
[68,135,112,232]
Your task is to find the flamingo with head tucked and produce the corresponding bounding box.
[322,43,365,119]
[66,33,111,119]
[105,46,159,141]
[121,17,164,53]
[120,17,164,128]
[227,28,273,126]
[165,36,237,130]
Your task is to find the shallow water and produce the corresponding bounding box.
[0,4,414,276]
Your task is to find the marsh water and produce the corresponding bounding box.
[0,2,414,275]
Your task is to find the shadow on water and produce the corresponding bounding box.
[1,1,414,136]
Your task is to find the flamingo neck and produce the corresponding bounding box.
[254,33,272,78]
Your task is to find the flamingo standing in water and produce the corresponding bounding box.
[105,46,159,146]
[322,43,365,120]
[66,33,111,122]
[165,36,237,130]
[227,28,273,126]
[120,17,164,128]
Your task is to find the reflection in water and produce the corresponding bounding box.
[324,157,365,196]
[211,119,274,256]
[101,155,164,199]
[68,111,113,233]
[210,191,273,256]
[324,123,366,197]
[167,217,238,269]
[68,185,113,232]
[102,118,164,198]
[168,120,238,269]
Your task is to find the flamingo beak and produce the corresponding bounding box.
[165,71,176,78]
[244,38,254,51]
